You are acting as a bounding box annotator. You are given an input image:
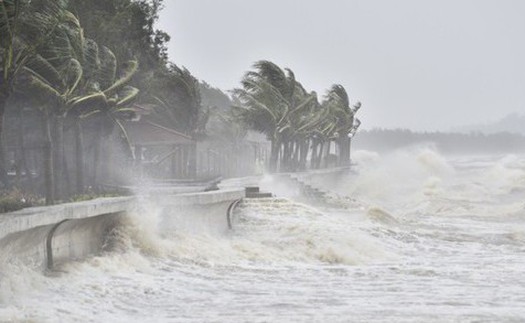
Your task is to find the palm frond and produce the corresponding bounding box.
[103,60,138,96]
[115,86,139,107]
[64,58,83,96]
[97,46,117,90]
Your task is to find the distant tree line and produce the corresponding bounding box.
[353,128,525,154]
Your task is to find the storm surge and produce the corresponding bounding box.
[1,149,525,322]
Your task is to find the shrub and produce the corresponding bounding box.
[0,189,40,213]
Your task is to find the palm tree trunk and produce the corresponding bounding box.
[299,139,308,171]
[0,98,10,188]
[62,151,71,195]
[43,112,55,205]
[336,137,343,166]
[92,124,102,191]
[310,140,318,169]
[287,141,293,171]
[314,141,323,169]
[14,107,22,188]
[348,138,353,166]
[189,143,197,178]
[340,136,351,166]
[323,140,331,168]
[282,140,290,172]
[16,108,32,190]
[54,116,65,200]
[74,120,84,195]
[290,141,297,172]
[269,138,280,173]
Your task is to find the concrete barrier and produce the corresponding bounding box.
[49,213,125,269]
[156,188,245,235]
[0,188,245,270]
[0,197,134,270]
[0,197,134,242]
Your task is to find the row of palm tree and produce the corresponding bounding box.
[233,60,361,172]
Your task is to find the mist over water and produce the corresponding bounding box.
[1,149,525,322]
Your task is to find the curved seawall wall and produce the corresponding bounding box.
[0,189,244,270]
[154,189,245,235]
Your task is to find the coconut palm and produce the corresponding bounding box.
[233,60,315,172]
[309,105,338,169]
[63,54,139,194]
[323,84,361,166]
[148,64,209,178]
[75,64,140,190]
[14,8,87,203]
[287,91,327,170]
[23,11,87,200]
[0,0,68,188]
[151,64,207,139]
[277,83,320,171]
[25,16,139,198]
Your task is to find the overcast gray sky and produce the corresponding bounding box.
[157,0,525,131]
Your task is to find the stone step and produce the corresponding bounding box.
[245,192,273,198]
[239,198,289,205]
[245,186,260,194]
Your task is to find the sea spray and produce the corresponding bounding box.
[483,155,525,194]
[0,260,48,305]
[340,148,454,208]
[366,207,399,225]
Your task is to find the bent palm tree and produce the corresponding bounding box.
[0,0,68,188]
[68,58,139,193]
[151,64,207,138]
[26,16,139,197]
[233,60,315,172]
[323,84,361,166]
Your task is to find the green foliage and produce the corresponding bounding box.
[150,64,208,138]
[67,0,168,67]
[199,81,232,111]
[0,188,40,213]
[233,60,363,171]
[233,60,319,141]
[0,0,68,95]
[67,0,169,103]
[322,84,361,139]
[68,191,122,203]
[207,110,248,144]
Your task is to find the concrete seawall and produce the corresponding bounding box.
[0,167,346,271]
[0,188,244,270]
[155,189,245,235]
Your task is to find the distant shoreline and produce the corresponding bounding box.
[353,128,525,154]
